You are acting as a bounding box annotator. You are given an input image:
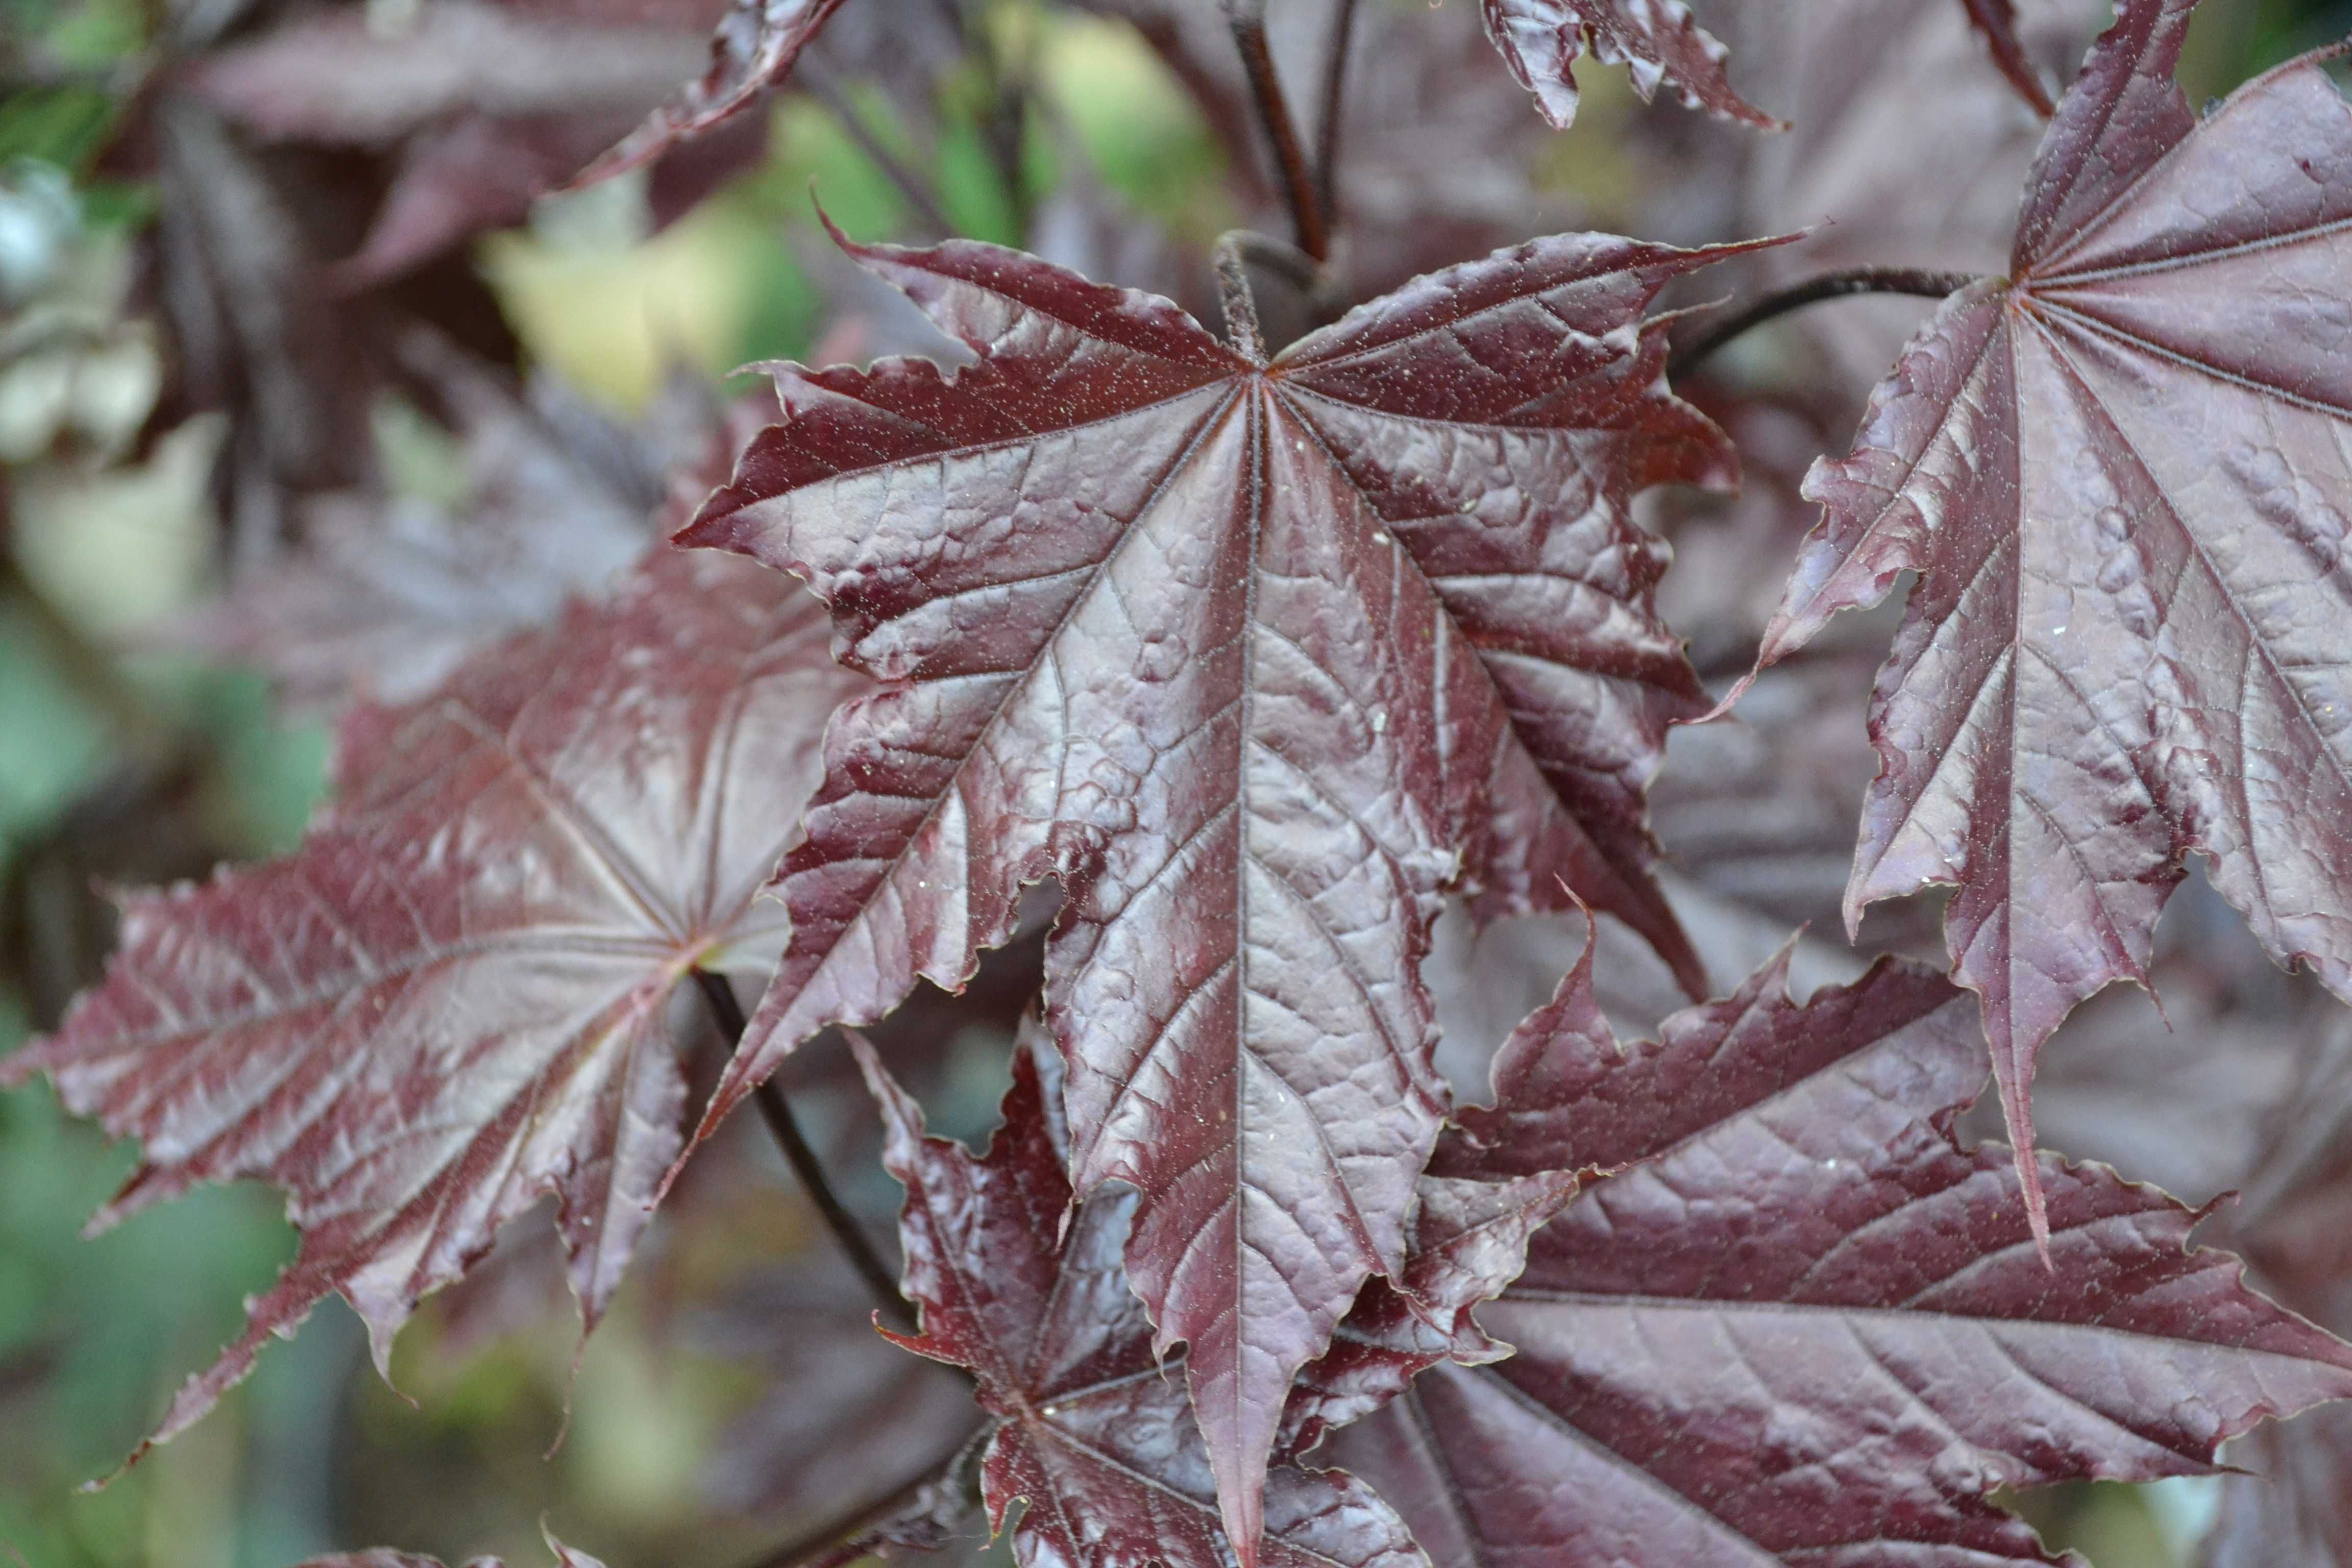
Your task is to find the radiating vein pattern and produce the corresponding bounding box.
[1317,954,2352,1567]
[683,229,1766,1551]
[1,549,865,1457]
[1755,0,2352,1227]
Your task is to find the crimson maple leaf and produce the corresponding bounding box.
[854,1026,1430,1568]
[1749,0,2352,1239]
[680,223,1771,1554]
[0,548,867,1462]
[1311,945,2352,1565]
[1479,0,1781,130]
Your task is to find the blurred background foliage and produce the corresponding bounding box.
[2,0,2349,1564]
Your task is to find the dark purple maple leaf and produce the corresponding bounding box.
[1479,0,1781,131]
[1313,947,2352,1566]
[575,0,846,183]
[181,0,763,286]
[169,333,707,710]
[1281,924,1599,1459]
[0,546,868,1463]
[1749,0,2352,1239]
[680,224,1771,1554]
[853,1026,1429,1568]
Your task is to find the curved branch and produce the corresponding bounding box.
[1669,267,1982,379]
[734,1423,992,1568]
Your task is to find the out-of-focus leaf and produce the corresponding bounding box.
[1959,0,2059,114]
[167,333,732,710]
[2,546,869,1465]
[148,94,374,540]
[1479,0,1781,130]
[2196,1014,2352,1565]
[182,0,758,284]
[294,1525,606,1568]
[575,0,848,184]
[186,2,712,143]
[1663,0,2108,393]
[2201,1404,2352,1567]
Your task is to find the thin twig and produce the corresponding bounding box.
[1223,0,1329,261]
[978,14,1035,237]
[1212,232,1267,363]
[734,1423,991,1568]
[691,970,914,1332]
[1313,0,1361,233]
[1669,267,1981,379]
[798,55,958,239]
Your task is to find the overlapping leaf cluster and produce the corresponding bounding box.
[10,0,2352,1563]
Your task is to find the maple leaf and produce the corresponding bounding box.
[1312,947,2352,1566]
[1749,0,2352,1240]
[183,0,773,284]
[172,334,693,709]
[853,1026,1430,1568]
[681,224,1768,1553]
[1479,0,1781,131]
[0,546,868,1463]
[1958,0,2058,115]
[575,0,847,184]
[1282,926,1600,1459]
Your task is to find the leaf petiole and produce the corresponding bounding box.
[690,969,915,1332]
[1223,0,1330,261]
[1668,266,1982,379]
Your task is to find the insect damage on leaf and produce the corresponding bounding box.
[1312,947,2352,1566]
[1749,0,2352,1243]
[680,220,1779,1558]
[0,547,868,1466]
